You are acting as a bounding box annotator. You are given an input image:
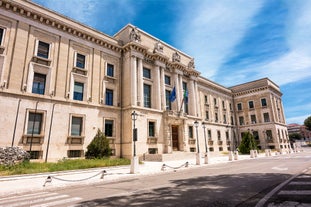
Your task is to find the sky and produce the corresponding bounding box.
[32,0,311,125]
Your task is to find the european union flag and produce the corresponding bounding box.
[169,87,176,102]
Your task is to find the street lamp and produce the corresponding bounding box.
[202,122,209,164]
[194,120,201,165]
[130,111,139,174]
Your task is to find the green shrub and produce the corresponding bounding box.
[238,131,257,154]
[85,129,111,159]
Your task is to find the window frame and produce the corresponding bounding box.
[143,67,151,79]
[105,89,114,106]
[261,98,267,107]
[70,115,85,137]
[144,84,151,108]
[73,81,84,101]
[237,103,242,111]
[36,40,50,59]
[248,100,254,109]
[32,73,46,95]
[148,121,156,137]
[27,112,44,135]
[75,52,86,69]
[164,75,171,85]
[0,27,5,46]
[263,112,270,123]
[104,119,114,137]
[189,126,194,138]
[106,63,114,77]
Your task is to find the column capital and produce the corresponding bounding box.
[154,60,166,68]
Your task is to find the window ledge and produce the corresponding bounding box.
[67,136,85,145]
[73,66,88,76]
[32,55,52,66]
[147,137,158,144]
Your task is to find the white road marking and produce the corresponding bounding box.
[271,167,288,171]
[2,195,69,207]
[278,190,311,195]
[31,197,82,207]
[289,181,311,185]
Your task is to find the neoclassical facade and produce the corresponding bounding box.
[0,0,290,162]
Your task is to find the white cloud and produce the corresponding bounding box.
[174,0,263,79]
[286,115,310,125]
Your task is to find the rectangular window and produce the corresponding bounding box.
[261,98,267,107]
[105,89,113,106]
[37,41,50,59]
[239,116,244,125]
[143,67,151,79]
[71,117,83,136]
[182,82,188,113]
[164,75,171,85]
[222,100,225,109]
[189,126,193,138]
[148,122,155,137]
[27,112,43,135]
[229,103,232,110]
[266,130,272,140]
[251,114,257,124]
[0,28,4,45]
[165,90,172,110]
[214,98,217,106]
[105,120,113,137]
[32,73,46,95]
[226,131,229,140]
[264,113,270,122]
[253,131,259,140]
[223,115,227,123]
[215,112,218,122]
[205,111,209,120]
[231,116,234,125]
[68,150,83,158]
[144,84,151,108]
[73,82,84,101]
[237,103,242,111]
[205,95,208,104]
[107,63,114,77]
[76,53,85,69]
[249,101,254,109]
[208,130,211,139]
[217,130,221,140]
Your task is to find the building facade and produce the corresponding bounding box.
[0,0,290,162]
[287,123,311,140]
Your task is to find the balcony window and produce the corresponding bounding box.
[32,73,46,95]
[148,122,155,137]
[205,111,209,120]
[261,98,267,107]
[165,90,172,110]
[249,101,254,109]
[217,130,221,140]
[144,84,151,108]
[27,112,43,135]
[76,53,85,69]
[237,103,242,111]
[189,126,193,138]
[208,130,212,139]
[251,114,257,124]
[239,116,244,125]
[37,41,50,59]
[73,82,84,101]
[71,117,83,136]
[264,113,270,122]
[105,89,113,106]
[107,63,114,77]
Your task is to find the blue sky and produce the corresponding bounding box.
[32,0,311,124]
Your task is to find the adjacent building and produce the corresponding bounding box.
[0,0,290,162]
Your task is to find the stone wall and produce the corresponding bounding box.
[0,147,30,166]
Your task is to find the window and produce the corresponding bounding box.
[148,122,155,137]
[215,112,218,122]
[71,117,83,136]
[105,120,114,137]
[237,103,242,111]
[229,103,232,111]
[222,100,225,109]
[248,101,254,109]
[107,63,114,77]
[231,116,234,125]
[266,130,272,140]
[217,130,221,140]
[28,151,41,159]
[165,90,172,110]
[37,41,50,59]
[68,150,83,158]
[264,113,270,122]
[189,126,193,138]
[0,28,4,45]
[253,131,259,140]
[76,53,85,69]
[148,148,158,154]
[205,95,208,104]
[32,73,46,95]
[261,98,267,107]
[223,115,227,124]
[164,75,171,85]
[214,98,217,106]
[205,111,209,120]
[105,89,113,106]
[239,116,244,125]
[27,112,43,135]
[251,114,257,124]
[226,131,229,140]
[144,84,151,108]
[208,130,211,139]
[73,82,84,101]
[143,67,151,79]
[182,82,188,113]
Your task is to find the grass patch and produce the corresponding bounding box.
[0,158,130,176]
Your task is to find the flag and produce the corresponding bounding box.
[169,86,176,102]
[184,89,188,104]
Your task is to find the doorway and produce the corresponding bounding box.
[172,125,179,151]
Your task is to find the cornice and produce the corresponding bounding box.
[0,0,122,53]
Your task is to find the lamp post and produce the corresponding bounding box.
[130,111,139,174]
[194,120,201,165]
[202,122,209,164]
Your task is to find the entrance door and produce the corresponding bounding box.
[172,125,179,151]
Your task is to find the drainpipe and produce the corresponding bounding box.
[11,99,21,147]
[45,103,56,162]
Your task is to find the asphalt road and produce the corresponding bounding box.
[1,149,311,207]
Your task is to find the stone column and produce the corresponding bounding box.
[179,74,183,113]
[131,56,137,106]
[173,72,180,111]
[188,77,196,116]
[137,58,143,106]
[160,67,166,110]
[154,65,161,110]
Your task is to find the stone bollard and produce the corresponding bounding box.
[234,151,239,160]
[250,150,254,158]
[228,151,233,161]
[265,149,269,156]
[254,150,258,158]
[204,152,210,164]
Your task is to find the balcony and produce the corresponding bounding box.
[147,137,158,144]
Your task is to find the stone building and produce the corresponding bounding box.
[0,0,290,162]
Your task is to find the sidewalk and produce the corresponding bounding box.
[0,153,267,197]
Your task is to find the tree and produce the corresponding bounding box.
[238,131,257,154]
[304,116,311,131]
[289,133,302,142]
[85,129,111,159]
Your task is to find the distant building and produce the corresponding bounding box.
[287,123,311,139]
[0,0,290,162]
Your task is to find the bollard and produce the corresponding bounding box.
[204,153,210,164]
[100,170,107,179]
[161,164,166,171]
[185,161,189,168]
[250,150,254,158]
[228,151,233,161]
[43,176,52,187]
